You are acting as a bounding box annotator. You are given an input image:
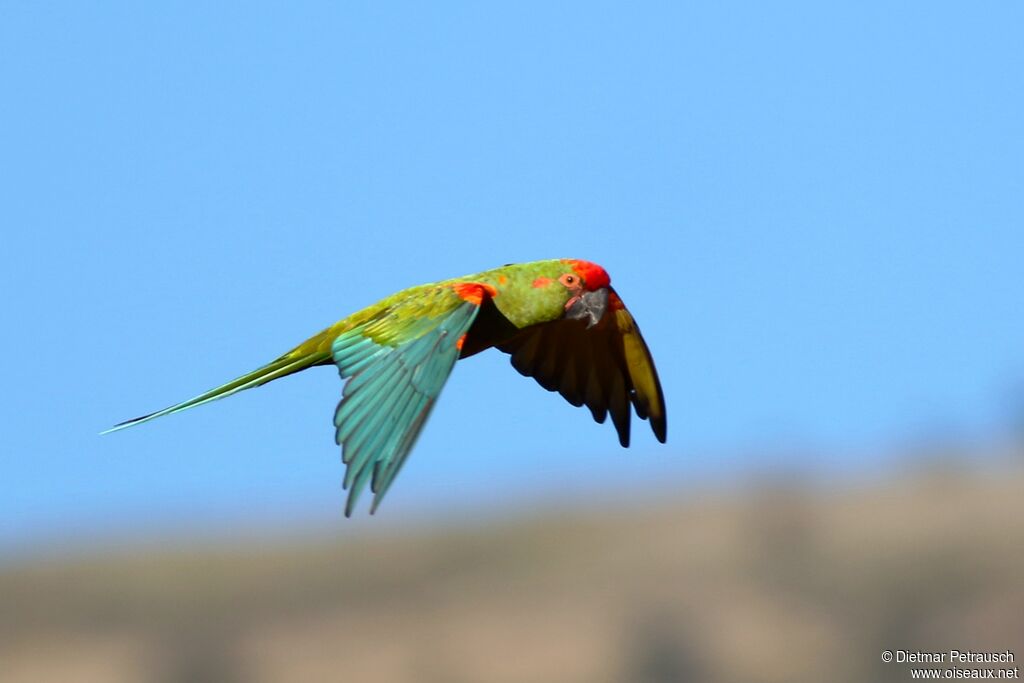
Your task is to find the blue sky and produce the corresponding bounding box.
[3,3,1022,551]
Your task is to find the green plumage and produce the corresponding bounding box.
[104,259,666,515]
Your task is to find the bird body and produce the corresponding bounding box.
[106,259,666,514]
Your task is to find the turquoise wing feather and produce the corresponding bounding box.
[331,287,482,515]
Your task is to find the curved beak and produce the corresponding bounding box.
[565,287,609,329]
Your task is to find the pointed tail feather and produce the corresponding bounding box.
[101,349,331,435]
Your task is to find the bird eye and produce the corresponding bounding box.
[559,273,578,287]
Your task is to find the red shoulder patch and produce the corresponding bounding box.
[452,282,498,306]
[561,259,611,291]
[607,288,626,311]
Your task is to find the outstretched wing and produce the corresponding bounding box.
[496,287,666,447]
[331,284,486,515]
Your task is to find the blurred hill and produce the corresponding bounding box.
[2,450,1022,683]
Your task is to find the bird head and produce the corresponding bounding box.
[481,258,612,330]
[560,259,611,328]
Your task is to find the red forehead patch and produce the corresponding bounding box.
[561,259,610,291]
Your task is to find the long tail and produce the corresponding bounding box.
[101,345,333,435]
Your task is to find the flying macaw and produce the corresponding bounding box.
[105,259,666,515]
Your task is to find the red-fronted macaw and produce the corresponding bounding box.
[105,259,666,515]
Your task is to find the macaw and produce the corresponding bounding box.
[105,259,666,515]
